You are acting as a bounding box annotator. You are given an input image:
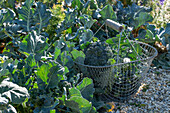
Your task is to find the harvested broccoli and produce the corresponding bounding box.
[84,42,114,66]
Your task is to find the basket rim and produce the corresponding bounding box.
[74,40,158,68]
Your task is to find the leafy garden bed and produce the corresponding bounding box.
[0,0,169,113]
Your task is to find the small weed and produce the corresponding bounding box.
[142,84,150,92]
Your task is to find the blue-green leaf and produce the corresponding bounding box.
[61,51,69,65]
[65,96,93,113]
[114,1,152,28]
[146,30,154,39]
[0,8,16,39]
[26,54,37,68]
[54,47,61,60]
[0,57,13,76]
[1,104,17,113]
[34,2,51,35]
[76,78,95,101]
[69,87,82,97]
[99,4,117,20]
[79,29,93,44]
[133,12,153,28]
[18,0,34,32]
[19,31,48,60]
[36,62,65,89]
[0,79,29,104]
[60,51,74,68]
[46,64,65,88]
[80,14,96,29]
[0,8,15,25]
[71,0,83,10]
[36,63,51,84]
[71,49,85,59]
[33,99,59,113]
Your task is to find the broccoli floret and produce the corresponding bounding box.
[84,42,114,66]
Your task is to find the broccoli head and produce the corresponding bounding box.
[84,42,114,66]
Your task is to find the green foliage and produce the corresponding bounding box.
[137,23,170,50]
[34,2,52,35]
[0,8,16,39]
[19,31,48,60]
[64,78,96,113]
[65,96,94,113]
[0,56,13,76]
[76,77,95,101]
[55,1,119,45]
[0,0,51,41]
[71,49,85,63]
[99,4,117,21]
[0,79,29,113]
[0,0,169,112]
[0,8,15,25]
[0,30,96,112]
[139,0,169,28]
[132,12,153,29]
[153,52,170,69]
[113,1,153,28]
[45,3,65,39]
[36,63,51,84]
[17,0,34,32]
[80,14,97,29]
[0,0,15,9]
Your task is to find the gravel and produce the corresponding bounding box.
[109,68,170,113]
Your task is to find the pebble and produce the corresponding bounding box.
[154,94,158,99]
[110,68,170,112]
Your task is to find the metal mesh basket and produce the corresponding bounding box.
[74,40,158,102]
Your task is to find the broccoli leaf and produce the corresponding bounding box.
[76,77,95,101]
[65,96,93,113]
[99,4,117,20]
[36,63,52,84]
[71,0,83,11]
[1,104,17,113]
[80,14,97,29]
[17,0,34,32]
[0,79,29,104]
[47,65,65,88]
[54,47,61,60]
[0,96,9,109]
[37,62,65,89]
[79,29,93,44]
[19,31,48,60]
[0,8,16,39]
[132,12,153,29]
[0,8,15,25]
[71,49,85,64]
[34,2,51,35]
[0,58,13,76]
[69,87,82,97]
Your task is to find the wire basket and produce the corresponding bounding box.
[74,40,158,102]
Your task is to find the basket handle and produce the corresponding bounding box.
[105,19,124,32]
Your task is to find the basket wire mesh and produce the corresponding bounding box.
[74,40,158,102]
